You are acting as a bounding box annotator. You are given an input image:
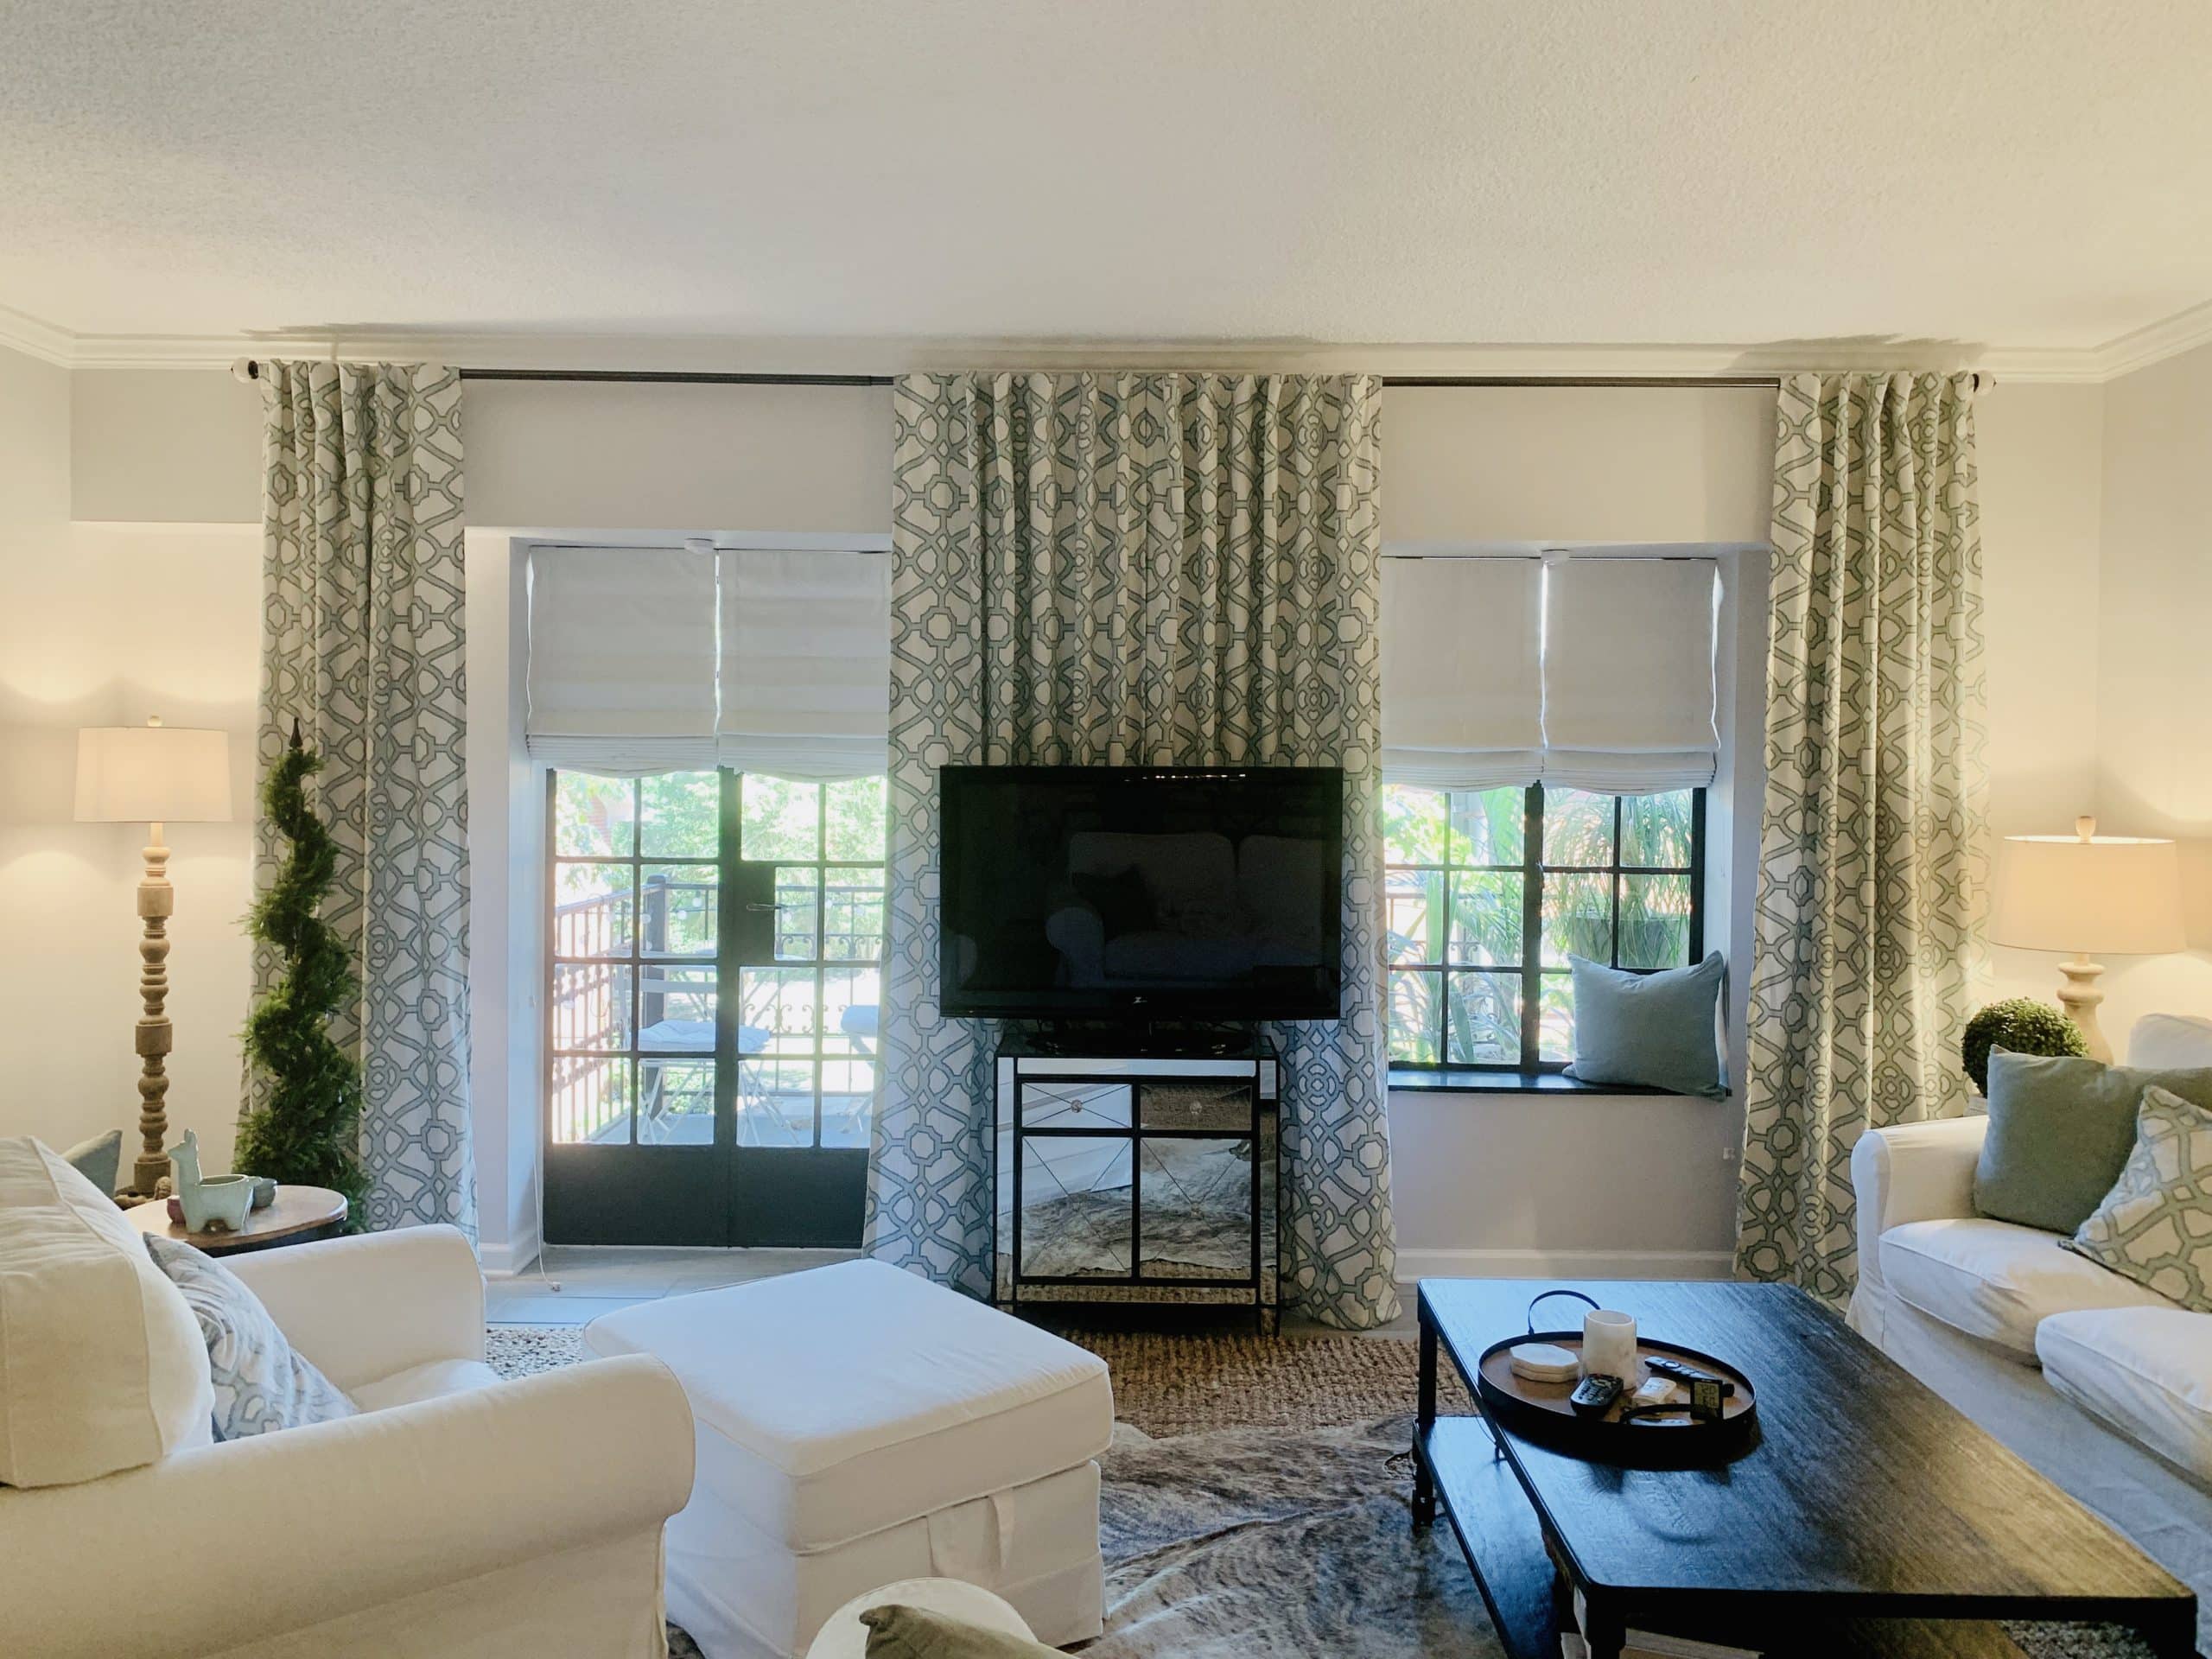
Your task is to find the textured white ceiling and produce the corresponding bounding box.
[3,0,2209,348]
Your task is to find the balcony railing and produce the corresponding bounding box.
[550,873,885,1145]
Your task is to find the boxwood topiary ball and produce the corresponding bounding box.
[1961,998,2089,1094]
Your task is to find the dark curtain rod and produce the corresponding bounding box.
[238,360,1789,391]
[461,369,1796,390]
[238,362,1987,391]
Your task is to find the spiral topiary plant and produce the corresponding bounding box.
[1961,997,2088,1095]
[232,720,368,1226]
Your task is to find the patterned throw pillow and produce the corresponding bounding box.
[2063,1084,2212,1313]
[142,1236,359,1440]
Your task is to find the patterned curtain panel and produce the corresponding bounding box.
[868,372,1402,1329]
[1737,372,1986,1298]
[251,361,476,1238]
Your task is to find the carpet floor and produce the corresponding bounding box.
[486,1325,2157,1659]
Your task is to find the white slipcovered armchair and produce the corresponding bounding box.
[0,1140,696,1659]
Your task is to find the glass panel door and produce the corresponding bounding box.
[543,767,887,1246]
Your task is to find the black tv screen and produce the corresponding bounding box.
[939,766,1344,1020]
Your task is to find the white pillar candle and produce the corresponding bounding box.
[1581,1309,1640,1382]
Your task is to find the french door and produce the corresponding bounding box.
[542,767,887,1246]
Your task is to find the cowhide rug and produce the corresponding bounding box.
[664,1413,2152,1659]
[487,1332,2152,1659]
[666,1414,1491,1659]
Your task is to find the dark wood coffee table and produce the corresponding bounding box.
[1412,1279,2197,1659]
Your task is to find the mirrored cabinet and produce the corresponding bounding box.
[993,1039,1280,1330]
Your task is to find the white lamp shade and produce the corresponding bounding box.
[1990,832,2184,956]
[74,726,233,823]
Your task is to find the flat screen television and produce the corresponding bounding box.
[938,765,1344,1020]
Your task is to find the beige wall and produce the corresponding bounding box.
[17,357,2190,1271]
[1977,383,2114,1021]
[2094,341,2212,1031]
[1,346,258,1174]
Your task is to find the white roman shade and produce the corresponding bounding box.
[716,549,891,781]
[1380,556,1543,788]
[527,545,720,774]
[1540,555,1719,793]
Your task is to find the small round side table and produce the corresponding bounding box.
[127,1185,348,1257]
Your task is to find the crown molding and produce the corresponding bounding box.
[9,304,2209,384]
[0,302,76,366]
[2094,297,2212,381]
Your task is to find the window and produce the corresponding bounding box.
[547,768,888,1148]
[1384,784,1703,1074]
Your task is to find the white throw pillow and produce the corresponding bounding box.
[143,1236,358,1438]
[2064,1084,2212,1313]
[0,1137,214,1486]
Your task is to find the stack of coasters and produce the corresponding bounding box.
[1507,1341,1580,1383]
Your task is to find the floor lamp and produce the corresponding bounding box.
[75,717,234,1198]
[1990,816,2184,1064]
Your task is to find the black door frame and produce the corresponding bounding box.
[541,768,872,1248]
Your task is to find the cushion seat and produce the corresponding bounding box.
[1879,1217,2171,1359]
[348,1357,504,1412]
[583,1258,1113,1552]
[2037,1307,2212,1484]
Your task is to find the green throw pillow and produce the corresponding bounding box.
[1974,1052,2212,1235]
[861,1604,1060,1659]
[1564,952,1727,1099]
[62,1128,123,1198]
[2063,1085,2212,1313]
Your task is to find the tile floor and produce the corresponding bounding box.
[486,1245,1419,1337]
[485,1245,861,1324]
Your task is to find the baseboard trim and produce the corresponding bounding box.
[1394,1247,1737,1284]
[477,1223,543,1280]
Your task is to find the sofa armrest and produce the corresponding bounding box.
[1851,1116,1989,1297]
[0,1354,695,1659]
[226,1224,484,1390]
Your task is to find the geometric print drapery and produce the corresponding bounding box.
[1736,372,1986,1299]
[250,361,476,1238]
[864,372,1402,1329]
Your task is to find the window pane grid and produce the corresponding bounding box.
[550,770,888,1149]
[734,773,888,1149]
[1385,783,1702,1073]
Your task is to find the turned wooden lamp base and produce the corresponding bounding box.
[127,823,178,1198]
[74,715,236,1201]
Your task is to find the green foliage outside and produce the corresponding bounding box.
[1383,784,1698,1066]
[1961,997,2088,1094]
[553,770,887,862]
[233,728,368,1225]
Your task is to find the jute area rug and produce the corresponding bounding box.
[486,1325,2153,1659]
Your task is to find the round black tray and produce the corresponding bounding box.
[1474,1331,1760,1469]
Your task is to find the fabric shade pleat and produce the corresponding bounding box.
[525,545,718,772]
[1379,557,1542,788]
[1539,556,1719,794]
[523,544,892,780]
[717,549,891,781]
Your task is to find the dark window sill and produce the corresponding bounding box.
[1387,1065,1678,1096]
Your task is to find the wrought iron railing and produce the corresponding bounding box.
[550,874,885,1144]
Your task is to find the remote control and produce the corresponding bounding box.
[1568,1374,1624,1417]
[1643,1355,1733,1396]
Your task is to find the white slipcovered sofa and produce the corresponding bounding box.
[1849,1014,2212,1653]
[0,1137,696,1659]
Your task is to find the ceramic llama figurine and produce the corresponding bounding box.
[167,1129,257,1233]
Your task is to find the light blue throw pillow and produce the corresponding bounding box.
[143,1236,358,1440]
[1565,952,1728,1098]
[61,1128,123,1197]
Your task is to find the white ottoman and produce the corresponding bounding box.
[583,1258,1113,1659]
